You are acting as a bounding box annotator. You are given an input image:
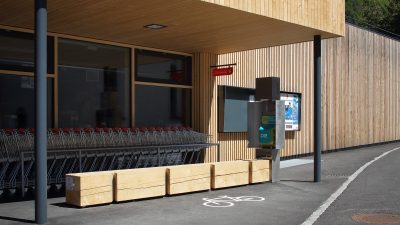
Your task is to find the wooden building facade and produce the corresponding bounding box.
[197,24,400,162]
[3,1,397,163]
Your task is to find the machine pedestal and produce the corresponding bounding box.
[256,148,280,182]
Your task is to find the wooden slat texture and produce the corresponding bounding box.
[211,161,249,189]
[166,164,211,195]
[195,43,314,160]
[195,24,400,161]
[114,167,166,202]
[65,171,114,207]
[0,0,342,54]
[322,25,400,150]
[249,160,271,184]
[201,0,345,36]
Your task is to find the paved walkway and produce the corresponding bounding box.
[0,142,399,225]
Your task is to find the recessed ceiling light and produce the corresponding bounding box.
[144,24,167,30]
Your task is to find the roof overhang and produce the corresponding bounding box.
[0,0,344,54]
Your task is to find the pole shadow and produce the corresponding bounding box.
[0,216,35,224]
[280,179,315,183]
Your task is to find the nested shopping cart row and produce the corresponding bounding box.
[0,127,210,161]
[0,127,217,198]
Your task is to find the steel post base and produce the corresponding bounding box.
[256,148,280,182]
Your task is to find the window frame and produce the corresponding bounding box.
[134,84,192,128]
[57,37,132,128]
[0,73,55,128]
[134,48,192,85]
[0,29,55,74]
[0,25,194,129]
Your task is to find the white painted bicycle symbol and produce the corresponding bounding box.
[202,195,265,207]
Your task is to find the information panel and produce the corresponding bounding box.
[280,92,301,131]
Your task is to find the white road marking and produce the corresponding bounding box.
[202,196,265,207]
[301,146,400,225]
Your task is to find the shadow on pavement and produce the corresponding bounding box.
[280,180,314,183]
[0,216,35,224]
[51,202,80,209]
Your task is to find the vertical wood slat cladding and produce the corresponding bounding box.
[322,25,400,151]
[200,0,345,36]
[194,24,400,162]
[193,53,219,162]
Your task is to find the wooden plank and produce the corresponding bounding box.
[248,160,270,184]
[166,163,211,195]
[65,171,114,207]
[211,161,249,189]
[114,167,166,202]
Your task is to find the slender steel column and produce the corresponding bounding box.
[314,35,322,182]
[35,0,48,223]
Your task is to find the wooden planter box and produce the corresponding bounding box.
[66,171,114,207]
[167,163,210,195]
[211,161,249,189]
[249,160,271,183]
[114,167,166,202]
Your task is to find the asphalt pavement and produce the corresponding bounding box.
[0,142,399,225]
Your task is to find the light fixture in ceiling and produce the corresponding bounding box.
[144,24,167,30]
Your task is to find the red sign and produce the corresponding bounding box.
[212,67,233,76]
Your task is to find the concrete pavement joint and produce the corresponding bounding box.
[300,146,400,225]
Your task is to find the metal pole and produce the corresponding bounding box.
[314,35,322,182]
[35,0,47,223]
[270,149,280,183]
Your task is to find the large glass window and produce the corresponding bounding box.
[58,39,130,128]
[0,75,54,128]
[0,29,54,73]
[135,85,191,127]
[135,49,192,85]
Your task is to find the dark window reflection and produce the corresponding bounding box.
[0,75,54,128]
[58,39,130,128]
[136,49,192,85]
[0,29,54,73]
[135,85,191,127]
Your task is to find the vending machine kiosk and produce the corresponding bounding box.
[247,77,285,182]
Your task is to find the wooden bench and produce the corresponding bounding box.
[66,160,271,207]
[167,163,210,195]
[211,161,249,189]
[114,167,166,202]
[65,171,114,207]
[249,159,271,183]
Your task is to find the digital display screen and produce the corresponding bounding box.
[280,92,301,131]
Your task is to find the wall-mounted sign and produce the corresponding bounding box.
[280,92,301,131]
[212,67,233,76]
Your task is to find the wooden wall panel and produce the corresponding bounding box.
[193,53,219,162]
[195,24,400,162]
[322,25,400,151]
[201,0,345,36]
[195,43,315,161]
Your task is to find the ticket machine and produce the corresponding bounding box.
[247,77,285,182]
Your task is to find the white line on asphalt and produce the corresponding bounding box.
[300,146,400,225]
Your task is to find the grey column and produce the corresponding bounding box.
[314,35,322,182]
[35,0,48,224]
[270,149,280,182]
